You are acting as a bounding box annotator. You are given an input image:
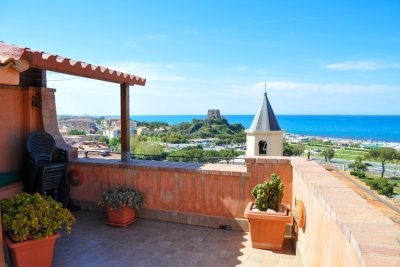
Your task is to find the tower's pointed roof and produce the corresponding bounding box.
[249,92,281,131]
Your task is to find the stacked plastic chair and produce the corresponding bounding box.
[24,131,70,208]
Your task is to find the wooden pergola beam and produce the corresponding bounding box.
[120,83,130,162]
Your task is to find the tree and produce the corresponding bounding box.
[366,178,394,197]
[322,148,335,162]
[366,147,399,178]
[68,129,86,135]
[284,143,305,157]
[134,142,163,155]
[98,136,109,144]
[109,137,120,147]
[348,157,367,178]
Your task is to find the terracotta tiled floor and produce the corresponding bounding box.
[50,210,300,267]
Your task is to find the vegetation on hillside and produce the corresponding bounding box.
[348,154,399,197]
[68,129,86,135]
[128,119,246,162]
[283,142,305,156]
[168,118,246,143]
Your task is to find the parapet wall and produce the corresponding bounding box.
[291,158,400,267]
[69,157,292,231]
[68,156,400,266]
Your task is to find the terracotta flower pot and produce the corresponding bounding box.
[5,232,60,267]
[244,202,291,250]
[106,205,137,227]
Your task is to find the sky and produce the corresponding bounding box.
[1,0,400,115]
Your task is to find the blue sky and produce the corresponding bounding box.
[2,0,400,115]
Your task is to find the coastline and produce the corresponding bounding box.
[130,114,400,144]
[285,132,400,150]
[58,114,400,146]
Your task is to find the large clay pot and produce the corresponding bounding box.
[106,205,137,227]
[5,232,60,267]
[244,202,291,250]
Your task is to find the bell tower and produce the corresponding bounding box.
[245,88,284,156]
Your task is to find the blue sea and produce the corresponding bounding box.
[128,115,400,143]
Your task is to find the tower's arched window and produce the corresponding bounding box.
[258,140,267,155]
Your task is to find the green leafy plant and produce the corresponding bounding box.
[99,187,143,210]
[0,192,76,242]
[252,173,284,212]
[366,178,394,197]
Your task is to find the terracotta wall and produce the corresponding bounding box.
[0,83,42,267]
[0,86,42,174]
[0,85,72,176]
[69,157,400,266]
[291,158,400,267]
[69,157,293,229]
[0,66,19,85]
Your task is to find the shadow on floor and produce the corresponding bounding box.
[52,210,298,267]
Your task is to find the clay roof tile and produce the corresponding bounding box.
[0,41,146,86]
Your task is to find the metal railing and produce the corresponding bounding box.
[131,153,245,165]
[78,150,245,165]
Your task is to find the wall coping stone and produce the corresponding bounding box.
[290,157,400,266]
[70,158,249,177]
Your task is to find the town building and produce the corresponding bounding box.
[58,117,96,134]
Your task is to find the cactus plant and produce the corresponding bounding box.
[252,173,284,212]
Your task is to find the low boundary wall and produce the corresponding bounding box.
[291,158,400,267]
[2,156,397,266]
[69,157,293,232]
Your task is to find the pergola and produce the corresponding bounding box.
[0,41,146,162]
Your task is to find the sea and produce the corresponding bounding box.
[128,115,400,143]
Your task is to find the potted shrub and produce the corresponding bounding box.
[244,173,291,250]
[0,192,76,267]
[98,187,143,227]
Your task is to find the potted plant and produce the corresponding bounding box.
[98,187,143,227]
[0,192,76,267]
[244,173,291,250]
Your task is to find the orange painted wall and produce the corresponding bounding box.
[70,157,400,266]
[0,86,42,173]
[69,158,293,220]
[0,84,42,267]
[0,67,19,85]
[291,159,360,267]
[291,158,400,267]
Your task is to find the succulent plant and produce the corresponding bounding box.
[252,173,284,212]
[0,192,75,241]
[99,187,143,210]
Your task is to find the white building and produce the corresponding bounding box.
[245,92,284,156]
[103,128,121,139]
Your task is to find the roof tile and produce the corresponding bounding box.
[0,41,146,86]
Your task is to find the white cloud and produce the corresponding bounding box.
[106,62,197,82]
[323,60,400,71]
[323,61,381,70]
[48,63,400,116]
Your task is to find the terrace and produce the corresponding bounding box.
[52,210,297,266]
[1,42,400,266]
